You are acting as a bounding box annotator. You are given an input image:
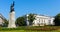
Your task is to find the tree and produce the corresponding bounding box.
[28,13,35,25]
[3,19,8,27]
[54,13,60,26]
[16,13,36,26]
[16,16,26,26]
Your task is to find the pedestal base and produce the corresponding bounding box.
[8,24,16,28]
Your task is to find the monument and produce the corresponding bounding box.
[8,1,16,28]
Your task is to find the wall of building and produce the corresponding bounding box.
[33,15,55,26]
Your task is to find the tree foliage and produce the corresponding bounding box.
[54,13,60,26]
[16,13,36,26]
[16,16,26,26]
[28,13,35,25]
[3,19,8,27]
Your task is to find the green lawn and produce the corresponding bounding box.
[0,30,60,32]
[0,30,25,32]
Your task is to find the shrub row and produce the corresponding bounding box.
[26,27,59,31]
[25,26,60,31]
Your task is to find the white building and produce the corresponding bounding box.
[32,14,55,26]
[0,13,5,26]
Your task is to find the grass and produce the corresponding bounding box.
[0,30,25,32]
[0,26,60,32]
[0,30,60,32]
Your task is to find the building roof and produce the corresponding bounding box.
[34,14,54,18]
[0,13,5,20]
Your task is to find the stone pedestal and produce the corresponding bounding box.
[8,11,16,28]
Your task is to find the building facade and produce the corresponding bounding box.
[32,14,55,26]
[0,13,5,26]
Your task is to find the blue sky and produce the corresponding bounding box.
[0,0,60,19]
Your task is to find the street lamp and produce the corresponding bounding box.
[26,14,29,26]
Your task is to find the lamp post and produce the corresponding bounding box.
[26,14,29,26]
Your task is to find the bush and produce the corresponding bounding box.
[25,26,60,31]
